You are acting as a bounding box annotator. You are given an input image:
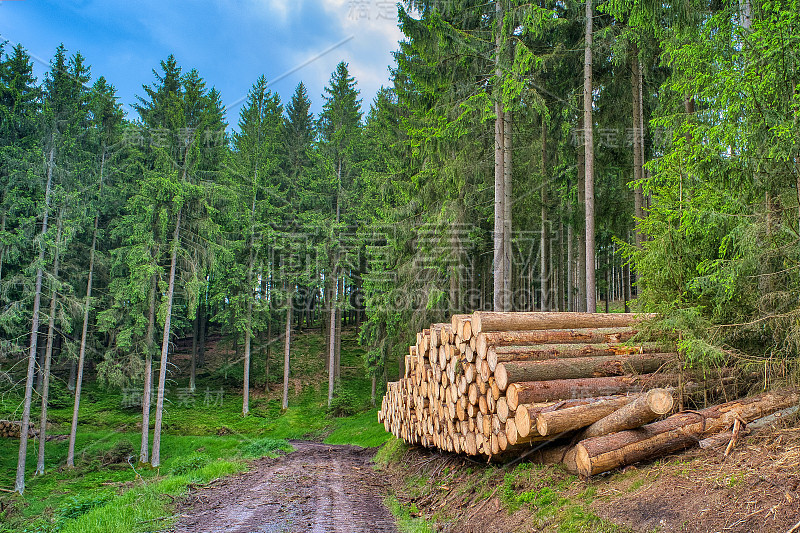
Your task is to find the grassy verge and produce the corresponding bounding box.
[376,439,624,533]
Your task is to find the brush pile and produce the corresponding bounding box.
[378,312,799,477]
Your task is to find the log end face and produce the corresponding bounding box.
[472,312,482,335]
[515,408,530,437]
[477,334,487,359]
[495,363,508,391]
[536,417,548,437]
[507,384,519,411]
[575,443,592,478]
[647,388,675,415]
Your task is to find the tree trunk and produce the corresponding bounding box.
[557,216,565,311]
[472,310,654,334]
[566,179,575,311]
[242,240,256,416]
[243,188,258,416]
[335,277,342,380]
[328,275,338,407]
[265,278,272,392]
[541,117,551,312]
[494,352,675,391]
[36,210,63,475]
[503,107,513,311]
[190,311,199,393]
[198,299,207,368]
[632,50,645,252]
[584,0,596,314]
[66,203,100,468]
[151,206,182,468]
[16,144,54,494]
[576,140,587,313]
[493,0,505,313]
[67,359,78,392]
[140,274,157,464]
[282,292,292,410]
[66,149,105,468]
[0,211,5,283]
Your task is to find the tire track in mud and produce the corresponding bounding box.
[175,441,397,533]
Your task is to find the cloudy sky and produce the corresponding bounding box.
[0,0,404,123]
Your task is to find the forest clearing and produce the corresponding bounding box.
[2,0,800,531]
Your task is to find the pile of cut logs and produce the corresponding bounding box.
[378,312,800,477]
[0,419,36,439]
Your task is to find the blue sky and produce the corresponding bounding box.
[0,0,404,124]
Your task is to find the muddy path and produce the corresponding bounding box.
[174,441,398,533]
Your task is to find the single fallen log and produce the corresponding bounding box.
[574,389,800,477]
[472,312,655,335]
[579,388,674,439]
[506,374,683,408]
[495,353,676,391]
[488,343,668,371]
[536,395,641,436]
[475,328,637,359]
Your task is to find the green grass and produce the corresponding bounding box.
[373,437,408,465]
[385,496,434,533]
[325,409,390,447]
[0,328,392,533]
[498,463,622,532]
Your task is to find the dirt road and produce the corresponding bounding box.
[174,441,398,533]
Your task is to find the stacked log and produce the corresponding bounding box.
[0,420,37,438]
[379,311,799,474]
[380,311,674,458]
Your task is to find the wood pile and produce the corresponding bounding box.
[0,419,37,439]
[378,311,800,477]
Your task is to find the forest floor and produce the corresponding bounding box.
[378,417,800,533]
[174,441,397,533]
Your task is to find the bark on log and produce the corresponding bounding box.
[575,389,800,477]
[505,373,721,408]
[536,395,641,436]
[472,311,655,334]
[476,328,637,359]
[488,343,667,371]
[514,396,624,438]
[580,389,674,439]
[495,353,675,391]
